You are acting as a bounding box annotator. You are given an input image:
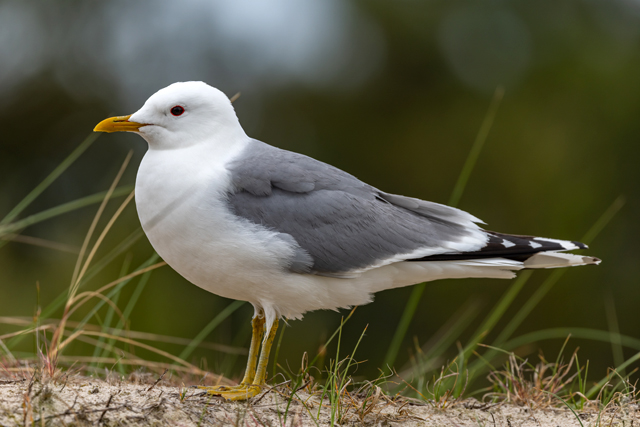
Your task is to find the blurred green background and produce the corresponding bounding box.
[1,0,639,384]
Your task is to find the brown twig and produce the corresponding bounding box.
[98,394,114,423]
[253,379,292,404]
[0,378,25,385]
[146,368,169,392]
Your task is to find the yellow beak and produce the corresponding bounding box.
[93,115,146,133]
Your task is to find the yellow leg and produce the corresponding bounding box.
[198,316,264,394]
[199,317,279,401]
[240,316,265,385]
[253,318,278,386]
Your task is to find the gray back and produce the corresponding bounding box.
[226,140,480,275]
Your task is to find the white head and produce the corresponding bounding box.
[94,81,246,150]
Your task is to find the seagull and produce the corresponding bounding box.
[94,81,600,400]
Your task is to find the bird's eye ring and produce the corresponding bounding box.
[170,106,185,116]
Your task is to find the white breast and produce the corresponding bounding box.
[134,142,299,305]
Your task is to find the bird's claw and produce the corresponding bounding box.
[197,384,262,401]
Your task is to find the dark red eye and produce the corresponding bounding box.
[170,106,185,116]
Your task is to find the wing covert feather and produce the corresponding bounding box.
[226,140,485,275]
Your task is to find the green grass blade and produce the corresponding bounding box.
[467,328,640,382]
[272,320,286,381]
[70,254,162,336]
[98,254,159,375]
[500,327,640,353]
[448,86,504,207]
[70,150,133,289]
[395,299,480,385]
[219,323,252,379]
[0,186,133,236]
[178,300,245,362]
[341,325,367,385]
[1,132,100,225]
[604,294,626,376]
[422,299,481,362]
[466,326,640,386]
[383,282,425,369]
[541,391,585,427]
[93,288,122,366]
[491,270,558,347]
[119,254,159,325]
[5,228,144,350]
[585,351,640,399]
[477,195,625,368]
[385,87,504,372]
[463,194,626,382]
[42,228,144,320]
[462,270,532,359]
[308,307,356,368]
[580,195,625,245]
[93,254,132,367]
[454,343,466,397]
[331,319,344,424]
[40,256,164,360]
[72,228,145,292]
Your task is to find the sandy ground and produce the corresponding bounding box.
[1,372,638,426]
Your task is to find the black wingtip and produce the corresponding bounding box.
[573,241,589,250]
[407,233,595,264]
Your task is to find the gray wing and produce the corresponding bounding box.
[226,140,486,276]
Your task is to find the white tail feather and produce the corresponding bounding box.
[524,252,601,269]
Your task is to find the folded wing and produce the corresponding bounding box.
[226,140,599,277]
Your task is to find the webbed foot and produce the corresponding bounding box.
[198,384,262,400]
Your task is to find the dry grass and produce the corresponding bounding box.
[1,357,638,427]
[482,346,640,427]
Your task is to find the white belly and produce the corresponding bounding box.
[135,147,298,305]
